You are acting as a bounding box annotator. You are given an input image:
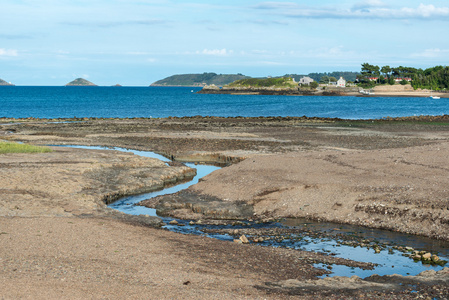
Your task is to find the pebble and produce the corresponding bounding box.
[239,235,249,244]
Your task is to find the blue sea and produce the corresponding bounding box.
[1,86,448,119]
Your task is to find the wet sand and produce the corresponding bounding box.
[1,116,449,298]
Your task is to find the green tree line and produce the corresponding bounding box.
[359,63,449,90]
[228,77,297,88]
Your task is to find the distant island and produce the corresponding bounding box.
[0,78,14,86]
[150,72,250,87]
[65,78,97,86]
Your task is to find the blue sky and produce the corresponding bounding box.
[1,0,449,86]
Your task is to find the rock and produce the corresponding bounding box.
[233,239,242,244]
[169,220,179,225]
[203,84,220,90]
[432,255,440,262]
[239,235,249,244]
[413,255,422,261]
[422,253,432,260]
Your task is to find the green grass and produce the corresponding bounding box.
[227,77,297,88]
[0,141,52,154]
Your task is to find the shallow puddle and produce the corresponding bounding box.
[64,145,449,279]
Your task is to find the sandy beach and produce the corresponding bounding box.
[1,116,449,298]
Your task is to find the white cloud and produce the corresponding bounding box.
[352,0,388,12]
[197,48,233,56]
[400,4,449,19]
[253,2,449,20]
[411,48,449,58]
[0,48,18,57]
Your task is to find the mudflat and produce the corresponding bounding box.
[1,116,449,299]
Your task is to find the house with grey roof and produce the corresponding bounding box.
[298,76,314,86]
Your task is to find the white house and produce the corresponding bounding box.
[299,76,314,85]
[337,77,346,87]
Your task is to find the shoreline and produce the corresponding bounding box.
[198,85,449,98]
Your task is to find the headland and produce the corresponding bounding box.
[199,82,449,98]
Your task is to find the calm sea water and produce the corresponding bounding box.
[1,86,448,119]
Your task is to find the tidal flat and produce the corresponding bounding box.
[1,116,449,299]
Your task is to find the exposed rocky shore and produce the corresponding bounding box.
[197,84,358,96]
[2,116,449,298]
[198,84,449,98]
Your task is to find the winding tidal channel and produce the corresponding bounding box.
[68,145,449,279]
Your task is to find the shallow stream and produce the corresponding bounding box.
[67,145,449,279]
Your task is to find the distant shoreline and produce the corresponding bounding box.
[198,86,449,98]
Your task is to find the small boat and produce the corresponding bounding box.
[430,89,440,99]
[360,89,374,95]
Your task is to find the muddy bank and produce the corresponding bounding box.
[0,146,194,222]
[162,142,449,240]
[260,268,449,298]
[141,190,255,220]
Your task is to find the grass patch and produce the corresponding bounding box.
[227,77,298,88]
[0,141,52,154]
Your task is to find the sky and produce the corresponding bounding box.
[1,0,449,86]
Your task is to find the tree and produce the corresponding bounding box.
[361,63,380,78]
[309,81,319,89]
[319,75,329,84]
[329,76,337,82]
[360,63,381,84]
[381,66,391,78]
